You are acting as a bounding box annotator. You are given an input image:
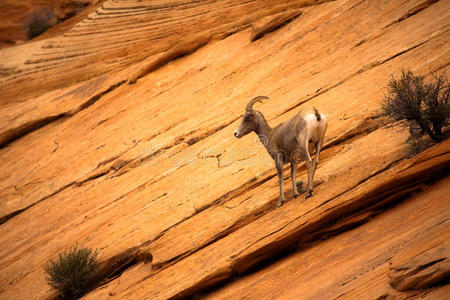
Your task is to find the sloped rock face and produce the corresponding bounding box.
[0,0,449,299]
[0,0,98,48]
[250,9,303,42]
[389,242,449,291]
[205,176,450,300]
[0,0,331,104]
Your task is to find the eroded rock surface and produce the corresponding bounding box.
[390,243,449,291]
[0,0,449,299]
[0,0,333,103]
[250,9,303,41]
[0,0,99,48]
[205,176,450,300]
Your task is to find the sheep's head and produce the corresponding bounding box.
[234,96,268,138]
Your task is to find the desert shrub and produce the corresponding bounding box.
[44,246,98,299]
[381,69,449,143]
[24,8,55,39]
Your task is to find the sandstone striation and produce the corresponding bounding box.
[0,0,449,299]
[250,9,303,42]
[389,242,449,291]
[0,0,99,48]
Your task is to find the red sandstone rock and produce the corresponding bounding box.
[251,9,303,41]
[0,0,98,48]
[0,0,449,299]
[389,243,449,291]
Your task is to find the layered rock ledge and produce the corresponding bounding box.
[0,0,449,299]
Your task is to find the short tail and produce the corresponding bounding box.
[313,107,321,121]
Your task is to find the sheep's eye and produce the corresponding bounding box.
[244,115,252,122]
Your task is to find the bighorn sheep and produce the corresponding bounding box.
[234,96,327,207]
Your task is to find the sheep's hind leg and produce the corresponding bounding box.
[304,142,313,199]
[305,158,313,199]
[311,142,319,180]
[276,156,286,207]
[311,127,326,191]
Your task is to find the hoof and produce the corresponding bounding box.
[305,191,312,199]
[293,193,299,199]
[276,200,285,208]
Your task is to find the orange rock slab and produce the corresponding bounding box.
[0,0,449,299]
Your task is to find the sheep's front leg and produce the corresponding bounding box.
[276,157,286,207]
[291,162,299,198]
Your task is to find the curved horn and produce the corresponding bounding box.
[246,96,269,111]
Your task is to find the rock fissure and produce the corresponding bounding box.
[385,0,439,29]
